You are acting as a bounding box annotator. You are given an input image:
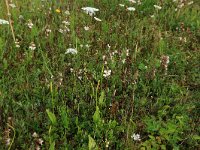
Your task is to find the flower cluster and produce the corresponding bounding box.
[0,19,9,25]
[65,48,78,55]
[131,133,141,141]
[82,7,99,16]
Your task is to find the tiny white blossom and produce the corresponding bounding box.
[19,15,24,19]
[131,133,141,141]
[119,4,125,7]
[62,21,70,25]
[178,3,184,8]
[105,139,110,148]
[85,44,90,48]
[94,17,102,22]
[9,3,16,8]
[127,7,136,11]
[151,15,155,18]
[58,29,64,33]
[27,19,33,29]
[15,39,20,48]
[29,42,36,50]
[64,10,70,15]
[154,5,162,10]
[0,19,9,25]
[122,59,126,64]
[5,138,11,146]
[103,69,111,78]
[82,7,99,16]
[84,26,90,31]
[32,132,39,138]
[37,138,44,145]
[65,48,77,54]
[187,1,193,5]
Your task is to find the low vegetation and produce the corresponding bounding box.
[0,0,199,149]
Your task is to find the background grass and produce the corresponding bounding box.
[0,0,199,149]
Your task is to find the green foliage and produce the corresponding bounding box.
[88,135,98,150]
[0,0,199,149]
[46,109,57,125]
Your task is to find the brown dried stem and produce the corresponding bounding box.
[5,0,16,42]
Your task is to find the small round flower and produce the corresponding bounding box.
[29,42,36,50]
[84,26,90,31]
[103,69,111,78]
[64,10,70,15]
[32,132,38,138]
[131,133,141,141]
[27,19,33,29]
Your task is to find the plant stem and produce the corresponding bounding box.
[5,0,16,42]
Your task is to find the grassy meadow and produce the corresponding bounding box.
[0,0,200,149]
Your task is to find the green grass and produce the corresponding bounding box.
[0,0,199,149]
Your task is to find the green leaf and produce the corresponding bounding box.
[49,141,55,150]
[93,106,101,124]
[99,91,105,106]
[192,135,200,140]
[46,109,57,125]
[88,135,97,150]
[61,107,69,129]
[138,63,147,70]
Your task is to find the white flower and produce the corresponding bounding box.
[65,48,77,54]
[154,5,162,10]
[62,21,70,25]
[82,7,99,16]
[127,7,136,11]
[131,133,141,141]
[15,39,20,48]
[32,132,39,138]
[150,15,155,18]
[178,3,184,8]
[29,42,36,50]
[37,138,44,145]
[187,1,193,5]
[9,3,16,8]
[85,44,90,48]
[27,19,33,28]
[94,17,102,22]
[103,69,111,78]
[119,4,125,7]
[64,10,70,15]
[19,15,24,19]
[122,59,126,64]
[58,28,64,33]
[84,26,90,31]
[5,138,11,146]
[0,19,9,25]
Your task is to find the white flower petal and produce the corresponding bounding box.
[65,48,77,54]
[0,19,9,25]
[127,7,136,11]
[94,17,102,22]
